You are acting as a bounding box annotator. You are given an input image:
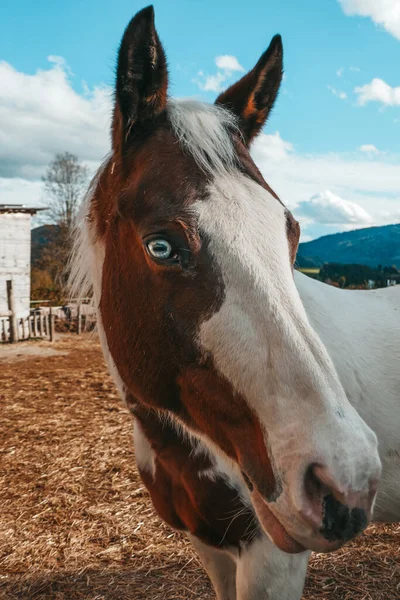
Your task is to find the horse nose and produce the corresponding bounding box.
[301,464,378,543]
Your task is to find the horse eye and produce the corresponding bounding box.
[147,238,173,260]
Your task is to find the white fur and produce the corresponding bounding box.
[193,171,381,547]
[167,99,239,176]
[235,535,309,600]
[191,531,309,600]
[295,272,400,521]
[188,533,238,600]
[68,168,105,303]
[133,419,156,477]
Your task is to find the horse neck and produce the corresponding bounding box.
[294,270,400,450]
[294,269,400,358]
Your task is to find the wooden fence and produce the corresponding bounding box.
[0,280,95,343]
[0,309,54,343]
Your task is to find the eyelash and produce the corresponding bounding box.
[145,236,191,268]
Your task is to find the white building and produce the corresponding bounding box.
[0,205,45,318]
[387,279,398,287]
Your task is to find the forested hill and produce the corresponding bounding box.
[297,223,400,268]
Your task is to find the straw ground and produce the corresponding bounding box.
[0,335,398,599]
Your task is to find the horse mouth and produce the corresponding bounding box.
[251,489,306,554]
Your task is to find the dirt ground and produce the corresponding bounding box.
[0,334,398,600]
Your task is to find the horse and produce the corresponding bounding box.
[69,6,400,599]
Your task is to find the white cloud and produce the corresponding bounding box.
[250,132,400,239]
[252,132,294,162]
[194,54,244,93]
[197,72,227,93]
[0,57,112,214]
[328,85,347,100]
[0,57,112,181]
[339,0,400,40]
[355,78,400,106]
[359,144,381,154]
[336,66,360,78]
[379,208,400,223]
[0,177,44,206]
[215,55,244,72]
[296,190,373,225]
[1,58,399,241]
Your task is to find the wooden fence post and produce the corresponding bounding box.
[6,280,18,343]
[28,314,33,339]
[77,304,82,335]
[49,307,54,342]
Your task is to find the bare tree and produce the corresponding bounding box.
[40,152,89,292]
[43,152,89,231]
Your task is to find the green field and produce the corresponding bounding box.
[297,268,320,275]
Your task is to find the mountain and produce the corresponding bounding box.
[297,224,400,268]
[31,224,61,266]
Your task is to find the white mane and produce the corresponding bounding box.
[67,167,106,304]
[167,99,239,176]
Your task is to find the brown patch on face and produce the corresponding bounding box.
[93,124,280,503]
[285,211,301,265]
[177,366,278,501]
[98,127,220,406]
[133,405,260,548]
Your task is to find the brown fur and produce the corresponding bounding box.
[133,406,259,548]
[89,6,299,552]
[216,34,283,144]
[96,127,278,501]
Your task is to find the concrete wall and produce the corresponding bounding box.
[0,213,32,318]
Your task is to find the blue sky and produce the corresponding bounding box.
[0,0,399,239]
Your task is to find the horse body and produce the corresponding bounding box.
[296,272,400,521]
[131,275,400,599]
[70,6,398,599]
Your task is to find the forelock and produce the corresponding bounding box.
[167,99,239,177]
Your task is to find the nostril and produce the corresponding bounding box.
[302,463,372,543]
[304,464,330,505]
[312,464,346,498]
[305,464,323,497]
[321,494,368,542]
[300,463,331,526]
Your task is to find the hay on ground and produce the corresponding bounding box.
[0,335,398,599]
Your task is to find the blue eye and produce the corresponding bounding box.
[147,238,173,260]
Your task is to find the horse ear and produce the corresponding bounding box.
[113,5,168,147]
[215,35,283,145]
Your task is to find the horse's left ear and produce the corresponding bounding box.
[216,35,283,145]
[113,6,168,147]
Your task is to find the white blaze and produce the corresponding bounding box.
[194,172,380,527]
